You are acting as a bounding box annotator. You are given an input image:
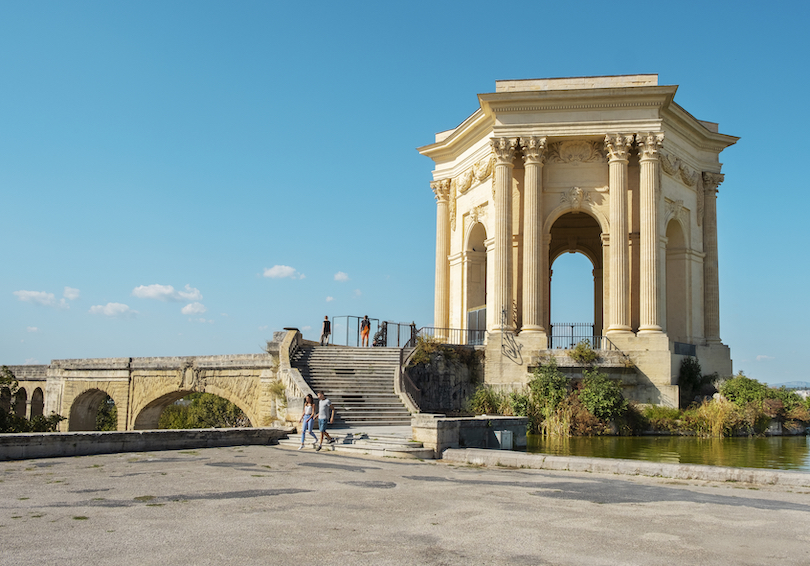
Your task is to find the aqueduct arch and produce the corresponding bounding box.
[68,388,117,431]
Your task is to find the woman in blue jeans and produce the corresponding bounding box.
[298,394,318,450]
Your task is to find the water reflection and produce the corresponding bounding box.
[526,435,810,471]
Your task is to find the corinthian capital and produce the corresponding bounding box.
[636,132,665,160]
[490,137,519,164]
[431,179,451,202]
[702,172,725,194]
[520,136,547,165]
[604,134,634,162]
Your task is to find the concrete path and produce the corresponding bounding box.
[2,445,810,566]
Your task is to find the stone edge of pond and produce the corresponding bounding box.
[441,448,810,487]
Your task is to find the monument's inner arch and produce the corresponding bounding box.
[549,212,604,337]
[464,222,488,338]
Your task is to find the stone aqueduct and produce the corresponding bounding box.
[2,330,311,431]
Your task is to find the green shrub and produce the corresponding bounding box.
[642,405,682,432]
[719,372,768,407]
[682,398,741,437]
[158,392,250,429]
[567,340,599,365]
[577,368,627,421]
[467,386,506,415]
[528,360,569,414]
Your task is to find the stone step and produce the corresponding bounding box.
[277,432,432,459]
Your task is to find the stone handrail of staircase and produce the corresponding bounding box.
[278,329,314,421]
[395,348,421,414]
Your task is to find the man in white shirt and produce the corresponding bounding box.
[315,391,336,450]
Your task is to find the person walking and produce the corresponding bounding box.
[315,391,336,451]
[320,316,331,346]
[298,394,318,450]
[360,315,371,348]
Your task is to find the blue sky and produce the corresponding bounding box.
[2,1,808,385]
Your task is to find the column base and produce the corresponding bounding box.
[606,326,633,335]
[519,325,545,333]
[637,325,663,335]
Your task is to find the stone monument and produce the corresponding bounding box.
[418,75,738,406]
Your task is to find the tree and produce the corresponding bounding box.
[0,366,64,433]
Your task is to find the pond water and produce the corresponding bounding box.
[526,434,810,472]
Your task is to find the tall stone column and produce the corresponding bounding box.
[637,132,665,334]
[490,137,518,332]
[605,134,634,334]
[521,136,547,333]
[702,172,724,343]
[431,179,451,332]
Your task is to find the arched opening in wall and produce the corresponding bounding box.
[548,212,603,349]
[666,219,689,342]
[30,388,44,418]
[13,389,27,418]
[1,387,11,413]
[136,391,252,430]
[68,389,116,431]
[464,222,487,344]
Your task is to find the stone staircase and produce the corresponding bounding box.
[291,346,412,426]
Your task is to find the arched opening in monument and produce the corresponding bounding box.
[13,388,27,418]
[30,388,44,418]
[548,212,604,348]
[69,389,117,431]
[665,219,689,342]
[136,391,252,430]
[464,222,488,344]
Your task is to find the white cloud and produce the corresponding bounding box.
[63,287,80,300]
[14,290,67,308]
[263,265,304,279]
[26,326,38,333]
[181,302,207,315]
[258,325,268,331]
[756,355,775,362]
[354,289,362,297]
[190,318,214,324]
[326,296,334,302]
[334,271,349,282]
[89,303,137,317]
[302,325,312,331]
[132,284,202,302]
[24,358,39,365]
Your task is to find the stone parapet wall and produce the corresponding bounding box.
[0,427,291,461]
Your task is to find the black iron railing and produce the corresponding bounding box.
[330,315,380,347]
[373,321,418,348]
[549,323,618,351]
[416,327,486,346]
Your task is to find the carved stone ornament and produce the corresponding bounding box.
[521,136,547,164]
[604,134,633,161]
[636,132,665,159]
[546,140,606,163]
[452,155,495,197]
[431,179,451,202]
[561,187,591,210]
[449,184,457,231]
[469,203,487,225]
[660,151,698,187]
[696,174,704,227]
[490,137,519,164]
[665,199,686,225]
[702,171,724,193]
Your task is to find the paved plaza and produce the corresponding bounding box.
[2,445,809,566]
